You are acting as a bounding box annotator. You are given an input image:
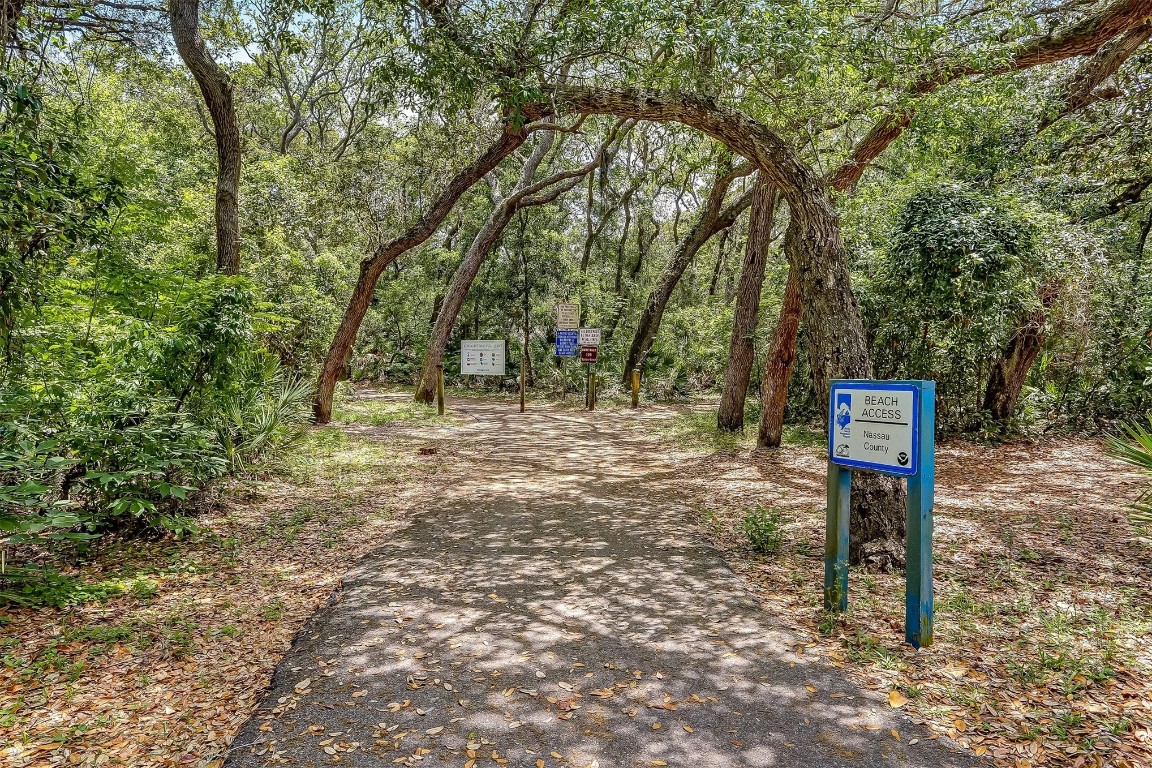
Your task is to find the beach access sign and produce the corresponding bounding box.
[828,381,919,476]
[460,340,505,376]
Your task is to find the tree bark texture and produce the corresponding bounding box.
[1,0,22,52]
[169,0,241,275]
[717,177,776,431]
[313,120,535,423]
[621,163,754,386]
[982,285,1060,420]
[757,268,802,448]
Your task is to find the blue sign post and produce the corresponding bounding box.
[555,330,579,357]
[826,380,935,648]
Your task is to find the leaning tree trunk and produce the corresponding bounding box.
[313,120,534,423]
[622,165,753,387]
[983,285,1059,420]
[757,267,802,448]
[414,204,517,403]
[169,0,241,275]
[716,178,776,431]
[412,123,628,404]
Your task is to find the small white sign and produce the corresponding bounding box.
[829,382,918,475]
[556,302,580,330]
[578,328,601,346]
[460,340,505,376]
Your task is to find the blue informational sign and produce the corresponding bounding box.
[555,330,579,357]
[824,379,936,648]
[828,380,920,476]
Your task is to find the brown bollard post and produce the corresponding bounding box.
[436,364,445,416]
[589,371,597,411]
[631,370,640,408]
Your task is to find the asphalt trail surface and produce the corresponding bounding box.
[226,398,980,768]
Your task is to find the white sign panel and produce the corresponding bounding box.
[556,302,580,330]
[460,340,506,376]
[829,381,919,476]
[578,328,601,347]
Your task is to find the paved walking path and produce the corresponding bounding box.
[226,399,980,767]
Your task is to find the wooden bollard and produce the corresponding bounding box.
[631,370,640,408]
[588,371,597,411]
[519,355,526,413]
[436,364,445,416]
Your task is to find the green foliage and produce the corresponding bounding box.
[0,74,125,358]
[863,183,1039,430]
[742,506,786,554]
[1107,416,1152,532]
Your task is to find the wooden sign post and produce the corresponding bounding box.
[631,370,640,409]
[825,380,936,648]
[436,364,445,416]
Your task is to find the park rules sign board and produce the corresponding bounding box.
[460,340,505,376]
[829,381,919,476]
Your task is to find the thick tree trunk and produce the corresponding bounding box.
[757,268,802,448]
[621,164,753,386]
[982,286,1059,420]
[313,121,533,423]
[717,178,776,431]
[169,0,241,275]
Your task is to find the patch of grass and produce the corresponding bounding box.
[780,424,824,448]
[334,393,455,427]
[661,410,752,451]
[261,597,287,622]
[62,624,134,645]
[2,647,87,683]
[844,632,903,670]
[3,569,125,608]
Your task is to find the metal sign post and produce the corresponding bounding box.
[825,380,935,648]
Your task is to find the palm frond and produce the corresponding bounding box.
[1108,415,1152,533]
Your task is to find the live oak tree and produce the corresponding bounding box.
[348,0,1152,567]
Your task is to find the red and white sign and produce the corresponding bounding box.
[579,346,599,364]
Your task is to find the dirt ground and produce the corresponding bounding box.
[1,389,1149,768]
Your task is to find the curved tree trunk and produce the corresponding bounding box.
[414,203,517,403]
[757,268,802,448]
[983,285,1059,420]
[413,122,629,404]
[313,120,534,423]
[169,0,241,275]
[717,178,776,431]
[550,86,905,567]
[621,163,753,387]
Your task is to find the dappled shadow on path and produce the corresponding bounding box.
[225,399,980,768]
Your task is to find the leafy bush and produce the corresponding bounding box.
[742,507,786,554]
[861,183,1039,431]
